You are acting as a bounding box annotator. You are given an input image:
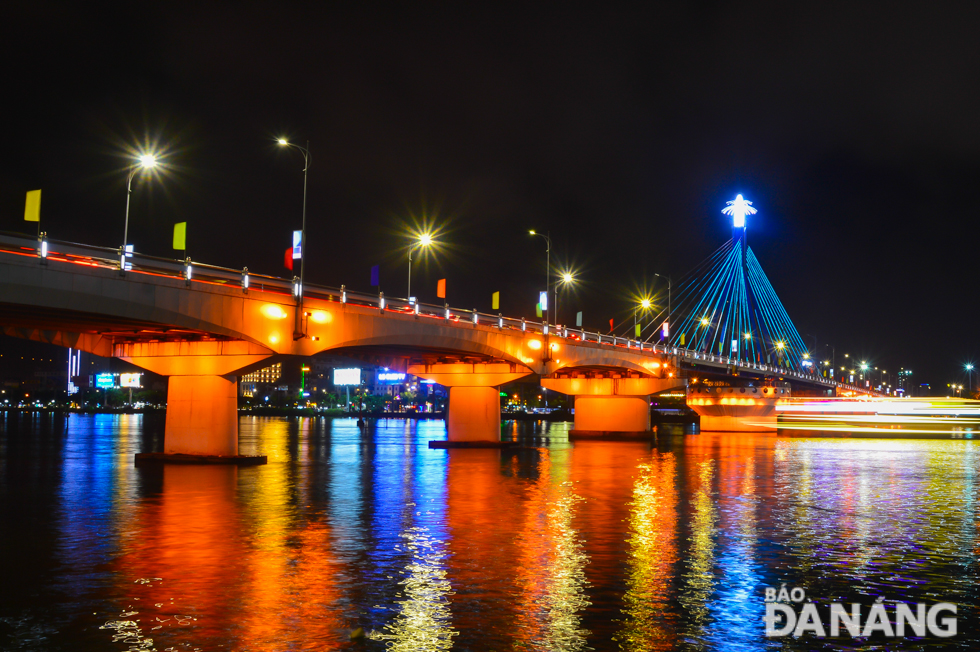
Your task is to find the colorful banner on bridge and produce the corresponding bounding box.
[371,265,379,286]
[172,222,186,250]
[284,247,293,271]
[24,190,41,222]
[292,230,302,259]
[437,278,446,298]
[492,291,499,310]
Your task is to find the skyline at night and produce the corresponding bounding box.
[3,3,979,388]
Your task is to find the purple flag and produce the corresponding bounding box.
[370,265,379,286]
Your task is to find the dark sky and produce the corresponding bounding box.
[2,2,978,390]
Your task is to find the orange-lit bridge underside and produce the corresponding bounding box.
[1,248,683,455]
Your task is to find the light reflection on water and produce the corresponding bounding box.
[2,414,980,650]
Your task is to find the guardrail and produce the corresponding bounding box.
[1,230,874,394]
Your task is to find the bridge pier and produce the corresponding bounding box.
[164,375,239,456]
[687,385,786,432]
[118,341,272,462]
[408,363,532,446]
[542,377,682,440]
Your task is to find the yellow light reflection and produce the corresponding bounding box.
[679,460,716,632]
[513,454,591,650]
[310,310,330,323]
[615,452,678,651]
[377,527,457,651]
[527,340,543,350]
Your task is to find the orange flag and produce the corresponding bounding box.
[436,278,446,298]
[284,247,293,271]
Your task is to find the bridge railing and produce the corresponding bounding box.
[2,231,857,390]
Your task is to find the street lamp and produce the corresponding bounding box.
[121,153,157,271]
[276,138,311,340]
[967,363,974,395]
[635,297,652,338]
[556,270,575,325]
[654,273,671,337]
[824,344,836,374]
[529,230,551,326]
[407,231,433,302]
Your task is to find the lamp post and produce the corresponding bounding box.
[634,298,652,338]
[654,273,671,338]
[824,344,836,374]
[529,230,551,326]
[407,232,433,302]
[121,154,157,271]
[556,271,575,325]
[277,139,310,340]
[967,364,974,395]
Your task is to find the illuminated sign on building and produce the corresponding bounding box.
[378,372,407,383]
[333,368,361,386]
[95,373,115,389]
[120,373,142,388]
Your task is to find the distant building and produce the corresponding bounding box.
[240,362,282,398]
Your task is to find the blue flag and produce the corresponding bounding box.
[370,265,379,286]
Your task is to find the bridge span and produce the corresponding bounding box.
[0,233,862,458]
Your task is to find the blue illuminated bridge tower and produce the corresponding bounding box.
[666,194,810,373]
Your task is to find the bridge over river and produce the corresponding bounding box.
[0,223,868,461]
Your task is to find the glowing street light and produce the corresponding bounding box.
[967,363,974,394]
[121,153,158,271]
[407,231,434,302]
[722,194,757,229]
[275,138,311,340]
[555,270,576,324]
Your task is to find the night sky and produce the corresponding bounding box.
[2,3,978,390]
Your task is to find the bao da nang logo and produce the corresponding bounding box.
[764,585,957,638]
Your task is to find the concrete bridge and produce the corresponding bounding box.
[0,233,867,457]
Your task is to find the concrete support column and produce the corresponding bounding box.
[686,385,785,432]
[164,375,239,456]
[573,395,650,433]
[408,362,533,446]
[447,386,503,442]
[541,376,684,440]
[117,340,273,462]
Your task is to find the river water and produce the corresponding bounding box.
[1,413,978,651]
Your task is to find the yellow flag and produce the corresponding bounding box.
[492,291,499,310]
[635,323,641,337]
[173,222,186,250]
[24,189,41,222]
